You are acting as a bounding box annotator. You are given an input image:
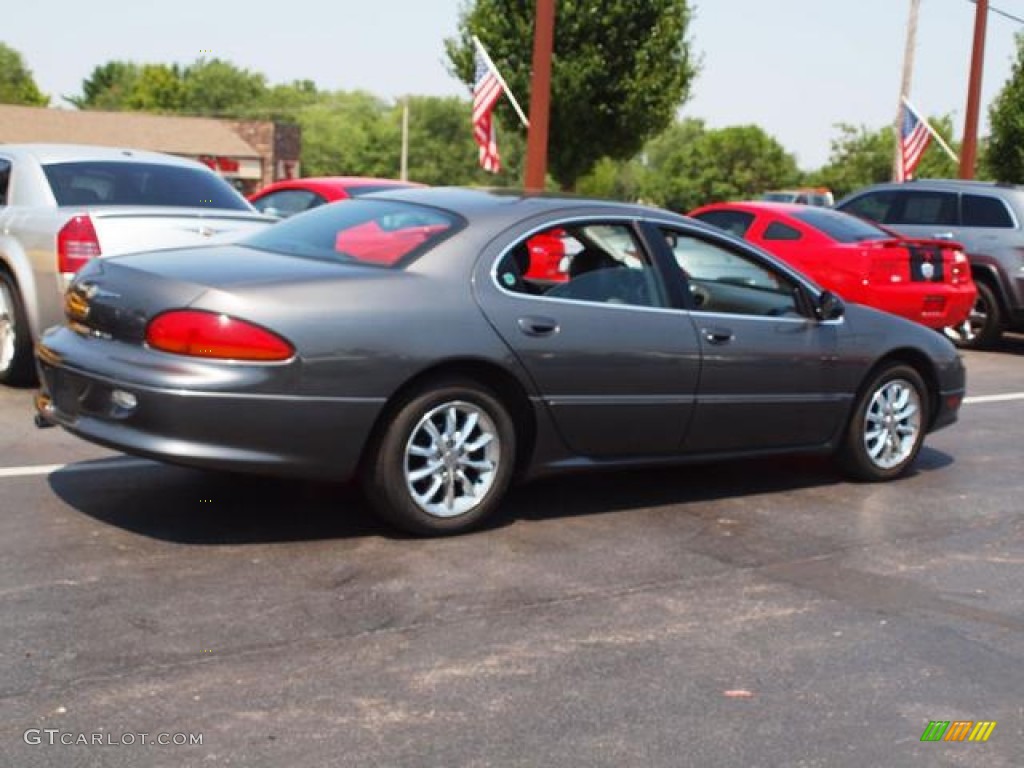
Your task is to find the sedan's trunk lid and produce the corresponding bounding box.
[64,244,395,342]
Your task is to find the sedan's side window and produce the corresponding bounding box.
[762,222,802,241]
[661,228,802,318]
[496,222,667,309]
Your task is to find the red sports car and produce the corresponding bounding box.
[249,177,424,218]
[689,202,976,330]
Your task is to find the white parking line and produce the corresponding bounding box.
[0,457,154,479]
[963,392,1024,404]
[0,393,1020,480]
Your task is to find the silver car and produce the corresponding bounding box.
[0,144,273,385]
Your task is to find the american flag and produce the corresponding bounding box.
[473,48,503,173]
[900,101,931,181]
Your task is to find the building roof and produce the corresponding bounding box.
[0,104,259,158]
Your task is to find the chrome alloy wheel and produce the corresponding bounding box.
[0,281,16,374]
[403,400,500,518]
[862,379,922,470]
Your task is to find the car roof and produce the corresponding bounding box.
[0,143,207,168]
[693,200,808,215]
[846,179,1024,194]
[366,186,677,225]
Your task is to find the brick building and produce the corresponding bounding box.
[0,104,300,195]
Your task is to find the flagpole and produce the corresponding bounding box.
[472,35,530,128]
[902,97,960,164]
[894,0,921,181]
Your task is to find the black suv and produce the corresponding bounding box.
[837,179,1024,348]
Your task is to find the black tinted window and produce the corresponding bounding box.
[962,194,1014,228]
[762,222,802,241]
[0,159,9,206]
[792,208,889,243]
[841,191,896,223]
[42,161,250,210]
[253,189,323,218]
[692,210,755,237]
[889,191,958,226]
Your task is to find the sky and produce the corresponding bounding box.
[5,0,1023,170]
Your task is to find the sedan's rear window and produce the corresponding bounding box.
[346,183,418,197]
[43,161,250,210]
[242,199,460,267]
[791,208,889,243]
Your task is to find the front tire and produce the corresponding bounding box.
[944,281,1002,349]
[837,364,928,481]
[0,271,36,387]
[362,379,516,536]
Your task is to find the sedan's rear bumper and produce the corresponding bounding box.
[35,332,384,481]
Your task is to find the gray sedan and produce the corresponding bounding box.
[34,188,965,535]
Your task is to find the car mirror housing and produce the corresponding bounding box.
[816,290,845,321]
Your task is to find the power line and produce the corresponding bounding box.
[969,0,1024,25]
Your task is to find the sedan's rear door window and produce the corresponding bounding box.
[496,222,667,309]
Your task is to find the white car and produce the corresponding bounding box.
[0,144,274,385]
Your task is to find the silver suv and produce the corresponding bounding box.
[837,179,1024,348]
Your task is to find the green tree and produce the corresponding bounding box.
[0,42,48,106]
[446,0,697,190]
[809,124,893,198]
[125,64,186,112]
[808,116,963,197]
[986,31,1024,181]
[393,95,525,186]
[182,58,267,115]
[635,120,800,212]
[67,60,139,109]
[296,90,395,177]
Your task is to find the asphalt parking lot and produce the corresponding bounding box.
[1,339,1022,767]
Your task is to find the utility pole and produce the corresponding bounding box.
[400,99,409,182]
[894,0,921,181]
[524,0,555,192]
[960,0,989,179]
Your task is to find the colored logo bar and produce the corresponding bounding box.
[920,720,996,742]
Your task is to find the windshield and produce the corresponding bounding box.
[43,161,251,210]
[791,208,890,243]
[243,198,461,267]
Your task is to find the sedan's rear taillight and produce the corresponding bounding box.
[57,215,102,274]
[146,310,295,362]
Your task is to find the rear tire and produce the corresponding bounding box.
[837,364,928,482]
[943,281,1002,349]
[0,271,36,387]
[361,378,516,536]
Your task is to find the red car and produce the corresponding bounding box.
[249,177,424,218]
[689,202,976,330]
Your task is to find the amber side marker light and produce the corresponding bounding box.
[146,310,294,361]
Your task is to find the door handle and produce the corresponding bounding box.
[932,231,956,240]
[517,316,560,337]
[702,327,734,344]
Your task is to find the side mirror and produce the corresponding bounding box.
[816,290,845,321]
